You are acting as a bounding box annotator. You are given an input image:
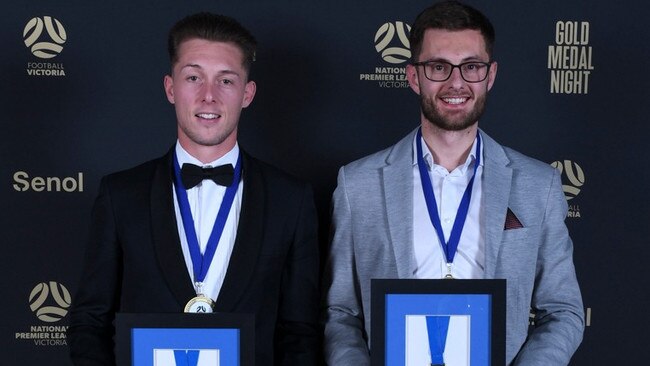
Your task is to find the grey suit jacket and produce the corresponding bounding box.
[322,128,584,365]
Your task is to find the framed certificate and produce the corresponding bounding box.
[371,279,505,366]
[115,312,254,366]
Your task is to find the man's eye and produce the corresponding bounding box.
[466,63,487,71]
[187,76,199,82]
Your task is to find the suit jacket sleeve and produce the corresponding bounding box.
[512,170,584,365]
[322,166,371,366]
[68,176,120,366]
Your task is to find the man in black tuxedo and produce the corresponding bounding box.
[68,13,320,365]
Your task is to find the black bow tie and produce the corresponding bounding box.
[180,163,235,189]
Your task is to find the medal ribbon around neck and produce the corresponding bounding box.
[416,128,481,272]
[173,151,242,288]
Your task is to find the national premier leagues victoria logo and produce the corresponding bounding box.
[29,281,72,322]
[374,21,411,64]
[23,16,67,76]
[551,160,585,218]
[14,281,71,347]
[359,21,411,88]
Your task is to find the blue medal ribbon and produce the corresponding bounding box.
[173,350,200,366]
[173,151,242,286]
[416,128,481,270]
[426,315,451,365]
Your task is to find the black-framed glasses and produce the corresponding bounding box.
[412,60,492,82]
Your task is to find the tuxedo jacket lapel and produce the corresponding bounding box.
[214,152,265,312]
[479,130,513,278]
[150,149,196,308]
[148,150,265,312]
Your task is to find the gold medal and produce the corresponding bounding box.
[184,294,215,313]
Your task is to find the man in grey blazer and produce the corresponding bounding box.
[322,1,584,365]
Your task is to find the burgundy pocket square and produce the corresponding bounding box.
[504,208,524,230]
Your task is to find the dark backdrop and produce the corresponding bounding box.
[2,0,648,364]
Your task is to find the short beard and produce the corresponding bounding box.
[420,92,487,131]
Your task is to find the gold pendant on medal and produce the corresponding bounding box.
[184,295,214,313]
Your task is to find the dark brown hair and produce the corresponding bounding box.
[168,12,257,73]
[410,1,495,62]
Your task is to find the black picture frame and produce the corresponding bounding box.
[115,312,255,366]
[371,279,505,366]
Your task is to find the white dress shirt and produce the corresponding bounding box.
[173,142,243,301]
[412,134,485,279]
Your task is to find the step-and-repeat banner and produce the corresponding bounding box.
[1,0,647,364]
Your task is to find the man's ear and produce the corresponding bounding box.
[242,80,256,108]
[164,74,175,104]
[486,61,498,91]
[406,64,422,96]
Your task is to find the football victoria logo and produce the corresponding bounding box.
[359,21,411,88]
[23,16,67,59]
[23,16,67,76]
[29,281,71,322]
[551,160,585,200]
[551,160,585,218]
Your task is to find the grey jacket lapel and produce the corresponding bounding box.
[382,128,513,279]
[383,129,418,278]
[479,130,513,278]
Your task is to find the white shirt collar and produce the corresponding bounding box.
[412,132,484,175]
